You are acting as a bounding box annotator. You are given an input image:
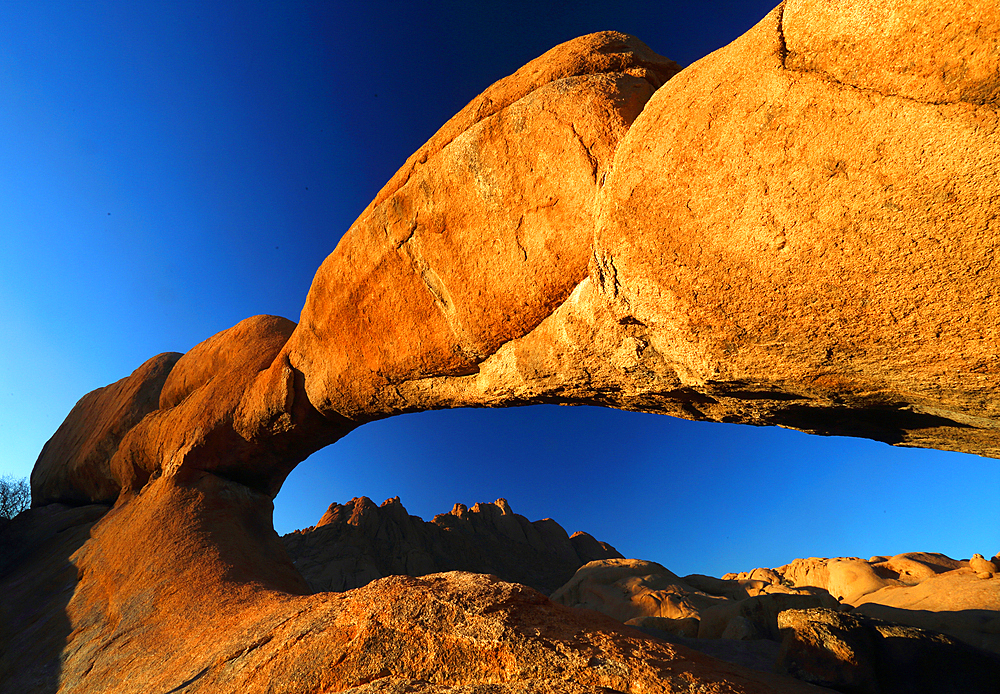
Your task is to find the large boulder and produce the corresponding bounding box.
[281,32,680,420]
[853,568,1000,654]
[313,0,1000,455]
[593,1,1000,453]
[552,557,840,646]
[31,352,181,506]
[766,556,897,604]
[726,551,1000,655]
[777,607,1000,693]
[106,314,338,499]
[551,558,726,623]
[697,592,841,641]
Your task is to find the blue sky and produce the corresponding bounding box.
[1,1,996,578]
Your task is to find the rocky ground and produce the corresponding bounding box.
[551,552,1000,692]
[276,496,1000,693]
[5,489,999,693]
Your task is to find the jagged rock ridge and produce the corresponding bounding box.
[282,496,621,594]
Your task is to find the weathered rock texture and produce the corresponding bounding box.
[0,502,110,687]
[725,552,1000,655]
[29,4,1000,511]
[2,473,822,694]
[282,496,621,594]
[9,1,1000,691]
[30,352,181,506]
[590,2,1000,455]
[776,607,1000,693]
[551,558,840,644]
[282,34,681,422]
[551,554,1000,689]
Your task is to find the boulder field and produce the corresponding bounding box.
[550,552,1000,689]
[4,1,1000,691]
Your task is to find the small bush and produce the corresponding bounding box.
[0,476,30,520]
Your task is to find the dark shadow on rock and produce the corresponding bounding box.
[873,631,1000,694]
[631,625,784,675]
[852,603,1000,654]
[766,404,969,444]
[0,503,109,693]
[281,496,622,595]
[777,607,1000,694]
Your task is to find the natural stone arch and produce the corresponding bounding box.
[33,9,1000,512]
[15,3,1000,691]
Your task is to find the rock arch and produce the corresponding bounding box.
[12,3,1000,691]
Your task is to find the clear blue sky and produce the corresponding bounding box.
[1,1,996,578]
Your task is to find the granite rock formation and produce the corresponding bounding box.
[776,608,1000,693]
[551,558,841,645]
[551,554,1000,690]
[8,0,1000,691]
[724,552,1000,655]
[30,352,182,506]
[282,496,621,594]
[0,477,819,694]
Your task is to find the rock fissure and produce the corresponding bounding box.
[400,234,484,365]
[775,1,789,67]
[784,62,971,110]
[779,0,1000,109]
[513,217,528,261]
[569,121,600,181]
[592,251,621,300]
[163,668,209,694]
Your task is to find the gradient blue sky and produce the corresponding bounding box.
[2,1,996,578]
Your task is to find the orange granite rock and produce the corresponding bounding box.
[2,471,822,694]
[30,351,180,506]
[282,34,679,419]
[10,1,1000,691]
[108,314,344,500]
[593,2,1000,453]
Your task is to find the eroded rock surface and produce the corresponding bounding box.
[551,558,841,644]
[10,1,1000,691]
[282,496,621,593]
[593,2,1000,454]
[726,551,1000,654]
[1,472,821,694]
[30,352,181,506]
[777,607,1000,693]
[550,552,1000,689]
[282,32,680,421]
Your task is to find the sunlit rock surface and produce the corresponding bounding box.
[6,1,1000,691]
[549,551,1000,689]
[726,552,1000,654]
